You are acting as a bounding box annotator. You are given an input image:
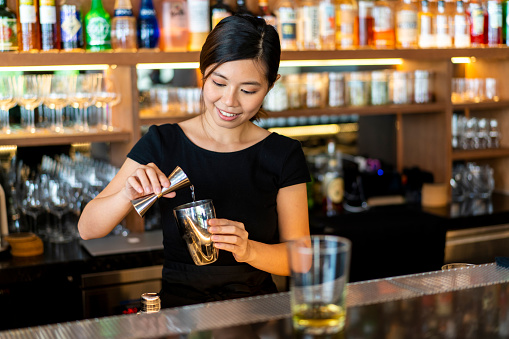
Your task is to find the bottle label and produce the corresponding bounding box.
[19,4,37,24]
[325,177,344,203]
[396,10,418,44]
[87,17,111,45]
[40,0,55,5]
[319,2,335,37]
[115,8,134,17]
[212,8,231,28]
[140,8,156,17]
[487,1,502,29]
[0,18,18,51]
[61,6,82,43]
[336,5,355,47]
[162,1,187,29]
[300,6,319,44]
[188,0,210,33]
[40,5,57,24]
[278,7,297,40]
[373,6,392,31]
[470,5,485,35]
[436,15,447,35]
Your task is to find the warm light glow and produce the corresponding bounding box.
[268,123,358,137]
[451,57,472,64]
[136,63,200,70]
[280,58,403,67]
[0,65,110,72]
[0,145,17,155]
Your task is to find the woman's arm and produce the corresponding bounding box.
[209,182,310,276]
[78,158,172,240]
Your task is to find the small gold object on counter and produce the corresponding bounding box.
[4,232,44,257]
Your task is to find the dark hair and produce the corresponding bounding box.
[199,14,281,121]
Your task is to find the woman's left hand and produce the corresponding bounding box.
[208,219,252,263]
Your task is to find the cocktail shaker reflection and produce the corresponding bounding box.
[131,166,191,217]
[173,199,219,266]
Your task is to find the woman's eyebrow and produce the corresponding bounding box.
[212,71,262,86]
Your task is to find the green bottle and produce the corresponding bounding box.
[0,0,18,52]
[85,0,111,51]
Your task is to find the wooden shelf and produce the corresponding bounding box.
[453,100,509,111]
[3,47,509,67]
[0,130,132,147]
[452,147,509,160]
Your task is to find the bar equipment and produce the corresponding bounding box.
[131,166,191,217]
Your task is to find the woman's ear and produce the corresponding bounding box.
[268,74,282,91]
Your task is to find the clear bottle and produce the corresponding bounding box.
[188,0,209,51]
[335,0,357,48]
[111,0,137,51]
[297,0,320,50]
[0,0,18,52]
[418,0,435,47]
[395,0,418,48]
[17,0,40,52]
[468,0,488,45]
[59,0,84,51]
[275,0,298,50]
[356,0,375,47]
[211,0,232,30]
[487,0,502,45]
[85,0,111,51]
[372,0,395,48]
[138,0,159,49]
[258,0,277,27]
[319,0,336,50]
[454,0,470,47]
[436,0,452,47]
[39,0,58,50]
[322,139,344,217]
[160,0,189,51]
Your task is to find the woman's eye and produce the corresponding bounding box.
[212,80,225,87]
[242,89,256,94]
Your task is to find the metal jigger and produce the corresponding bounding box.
[131,166,191,217]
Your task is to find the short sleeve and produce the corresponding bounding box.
[127,125,163,166]
[279,140,311,188]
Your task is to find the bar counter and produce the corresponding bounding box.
[1,263,509,338]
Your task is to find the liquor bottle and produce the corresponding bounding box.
[319,0,335,50]
[335,0,357,48]
[468,0,488,45]
[39,0,58,50]
[297,0,320,50]
[418,0,435,47]
[60,0,84,51]
[454,0,470,47]
[435,0,451,47]
[17,0,41,52]
[188,0,209,51]
[258,0,276,27]
[111,0,137,51]
[211,0,232,29]
[322,139,344,217]
[138,0,159,49]
[85,0,111,51]
[275,0,297,50]
[356,0,375,47]
[395,0,418,48]
[373,0,395,48]
[487,0,502,45]
[236,0,253,15]
[0,0,18,52]
[160,0,189,51]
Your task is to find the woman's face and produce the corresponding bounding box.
[202,59,269,128]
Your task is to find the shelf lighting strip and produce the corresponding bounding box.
[268,123,358,138]
[451,57,472,64]
[0,64,110,72]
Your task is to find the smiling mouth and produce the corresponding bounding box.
[218,108,240,117]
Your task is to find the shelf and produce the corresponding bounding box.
[0,130,132,147]
[453,100,509,111]
[3,47,509,68]
[452,147,509,161]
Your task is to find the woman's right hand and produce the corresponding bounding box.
[123,162,174,201]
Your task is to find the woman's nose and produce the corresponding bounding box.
[222,87,238,107]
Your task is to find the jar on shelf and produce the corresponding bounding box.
[346,72,370,106]
[304,72,327,108]
[284,74,305,109]
[263,80,289,111]
[414,70,433,104]
[370,70,389,105]
[389,71,413,104]
[328,72,345,107]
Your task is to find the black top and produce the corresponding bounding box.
[127,124,310,305]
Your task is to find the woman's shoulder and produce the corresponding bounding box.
[265,132,302,149]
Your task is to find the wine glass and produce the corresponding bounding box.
[15,75,44,134]
[20,179,44,236]
[42,74,75,133]
[71,74,99,132]
[47,179,72,243]
[0,76,16,134]
[95,72,121,131]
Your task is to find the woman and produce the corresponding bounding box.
[78,14,310,308]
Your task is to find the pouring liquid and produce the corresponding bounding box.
[190,185,196,202]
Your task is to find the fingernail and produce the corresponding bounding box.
[155,187,161,194]
[145,186,151,193]
[209,227,217,233]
